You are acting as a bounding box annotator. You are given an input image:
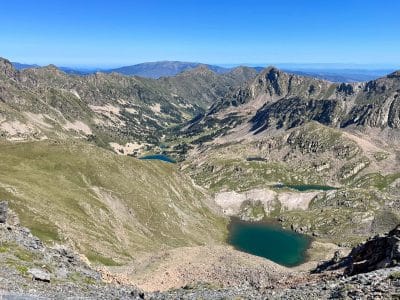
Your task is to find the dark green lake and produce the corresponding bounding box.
[139,154,176,163]
[228,219,311,267]
[274,184,337,192]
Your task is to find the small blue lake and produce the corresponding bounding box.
[228,219,311,267]
[139,154,176,163]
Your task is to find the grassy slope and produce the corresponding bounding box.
[0,140,227,265]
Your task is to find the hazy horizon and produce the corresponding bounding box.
[2,0,399,67]
[9,59,400,71]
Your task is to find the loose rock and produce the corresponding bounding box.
[28,268,51,283]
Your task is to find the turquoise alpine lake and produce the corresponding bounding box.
[139,154,176,163]
[228,219,311,267]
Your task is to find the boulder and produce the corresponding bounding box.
[0,201,8,223]
[28,268,51,282]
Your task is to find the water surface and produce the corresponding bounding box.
[274,184,337,191]
[139,154,176,163]
[228,219,311,267]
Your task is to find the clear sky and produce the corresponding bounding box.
[1,0,400,67]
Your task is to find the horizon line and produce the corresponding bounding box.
[8,59,400,70]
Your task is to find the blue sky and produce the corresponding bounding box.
[1,0,400,67]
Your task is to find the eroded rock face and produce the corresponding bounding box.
[250,97,343,133]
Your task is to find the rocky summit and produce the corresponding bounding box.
[0,55,399,299]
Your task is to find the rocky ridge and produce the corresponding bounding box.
[0,57,256,150]
[180,66,400,146]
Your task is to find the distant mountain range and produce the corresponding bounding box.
[105,61,231,78]
[285,68,395,83]
[11,62,101,75]
[11,60,396,82]
[11,62,40,70]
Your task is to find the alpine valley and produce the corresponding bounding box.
[1,57,400,299]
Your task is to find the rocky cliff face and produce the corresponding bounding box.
[250,97,344,133]
[251,69,400,130]
[185,66,400,140]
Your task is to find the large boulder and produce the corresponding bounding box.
[28,268,51,282]
[0,201,8,223]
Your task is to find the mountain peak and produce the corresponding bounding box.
[256,66,285,80]
[181,64,215,76]
[44,64,60,70]
[229,65,257,74]
[36,64,66,76]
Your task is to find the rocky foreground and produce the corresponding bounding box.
[0,200,399,299]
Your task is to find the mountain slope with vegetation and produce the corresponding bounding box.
[0,139,227,264]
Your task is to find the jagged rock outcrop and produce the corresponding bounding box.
[249,69,400,131]
[345,224,400,275]
[251,97,344,133]
[0,58,17,78]
[315,224,400,276]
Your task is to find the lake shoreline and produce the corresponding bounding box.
[227,217,312,267]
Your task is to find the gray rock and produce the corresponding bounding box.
[55,267,69,279]
[27,268,50,283]
[0,201,8,223]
